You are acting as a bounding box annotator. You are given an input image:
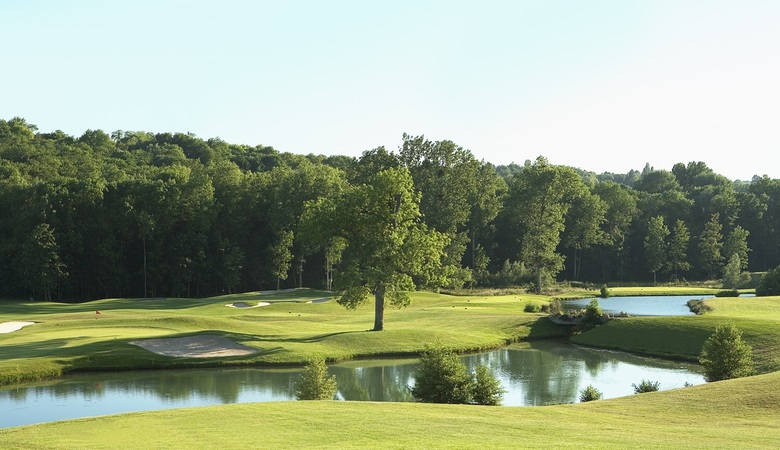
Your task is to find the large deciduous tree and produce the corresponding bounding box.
[302,167,448,331]
[507,157,581,293]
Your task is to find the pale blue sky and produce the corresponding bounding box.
[3,0,779,180]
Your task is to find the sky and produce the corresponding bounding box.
[2,0,779,181]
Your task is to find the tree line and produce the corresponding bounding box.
[1,117,779,302]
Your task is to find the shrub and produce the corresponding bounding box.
[699,324,755,382]
[294,358,338,400]
[714,289,740,297]
[756,266,780,296]
[581,299,604,329]
[632,379,660,393]
[548,298,563,315]
[599,284,610,298]
[524,302,541,313]
[579,384,602,402]
[687,299,713,315]
[411,343,473,404]
[472,364,506,406]
[411,342,505,405]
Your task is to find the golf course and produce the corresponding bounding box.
[2,287,780,448]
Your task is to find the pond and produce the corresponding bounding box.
[0,341,704,429]
[562,295,716,316]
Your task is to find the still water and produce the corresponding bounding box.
[563,295,715,316]
[0,341,703,428]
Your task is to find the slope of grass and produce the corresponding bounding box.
[572,295,780,373]
[0,290,563,385]
[2,371,779,449]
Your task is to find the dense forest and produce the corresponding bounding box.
[1,117,779,302]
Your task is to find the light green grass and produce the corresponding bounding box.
[2,371,779,449]
[572,295,780,373]
[0,289,563,385]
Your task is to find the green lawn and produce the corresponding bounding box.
[0,289,563,385]
[3,290,780,448]
[1,371,779,449]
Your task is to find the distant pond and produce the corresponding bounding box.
[562,295,717,316]
[0,341,704,428]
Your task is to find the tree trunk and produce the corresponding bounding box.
[373,290,385,331]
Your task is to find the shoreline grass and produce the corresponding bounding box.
[2,371,779,448]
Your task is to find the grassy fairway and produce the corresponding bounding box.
[1,371,779,449]
[572,295,780,373]
[4,290,780,448]
[0,289,564,385]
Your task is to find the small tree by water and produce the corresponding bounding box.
[699,324,754,382]
[295,358,338,400]
[632,379,660,393]
[756,266,780,296]
[579,385,602,402]
[581,299,604,329]
[412,342,504,405]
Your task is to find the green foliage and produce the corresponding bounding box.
[756,266,780,296]
[666,219,691,280]
[699,324,755,382]
[411,342,505,406]
[699,213,725,280]
[722,254,750,289]
[581,299,604,329]
[714,289,740,297]
[687,299,713,315]
[632,379,660,393]
[644,215,669,284]
[579,384,602,402]
[294,358,338,400]
[524,302,541,313]
[411,343,473,404]
[599,284,610,298]
[472,364,506,406]
[548,298,564,315]
[302,167,449,330]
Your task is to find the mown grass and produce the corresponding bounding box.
[1,371,779,449]
[3,290,780,448]
[572,295,780,373]
[0,289,563,385]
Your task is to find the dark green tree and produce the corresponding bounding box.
[411,343,473,404]
[666,219,691,280]
[644,216,669,285]
[699,213,725,280]
[756,266,780,296]
[18,223,67,301]
[699,324,754,382]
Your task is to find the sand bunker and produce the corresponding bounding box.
[0,321,35,334]
[225,301,270,308]
[129,335,259,358]
[307,298,331,304]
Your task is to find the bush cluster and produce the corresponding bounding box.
[756,266,780,296]
[699,324,755,382]
[412,343,505,406]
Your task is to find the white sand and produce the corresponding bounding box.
[0,321,35,333]
[225,301,270,308]
[129,335,259,358]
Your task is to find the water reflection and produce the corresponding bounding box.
[0,342,704,428]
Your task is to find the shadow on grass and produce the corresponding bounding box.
[526,317,572,341]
